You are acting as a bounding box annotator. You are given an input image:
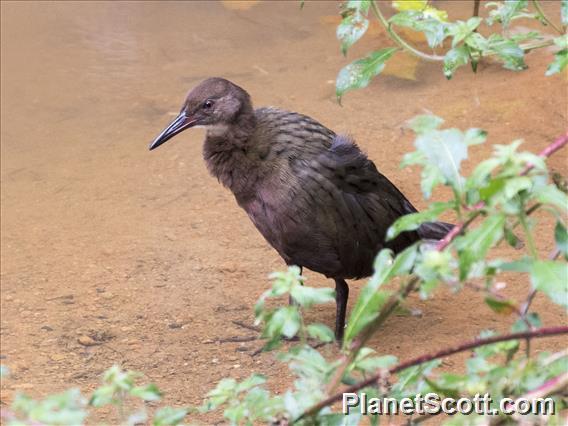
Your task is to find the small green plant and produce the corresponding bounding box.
[334,0,567,101]
[1,365,189,426]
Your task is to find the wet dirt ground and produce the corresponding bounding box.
[1,1,567,424]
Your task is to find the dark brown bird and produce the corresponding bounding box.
[150,78,452,341]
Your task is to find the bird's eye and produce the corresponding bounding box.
[203,100,214,109]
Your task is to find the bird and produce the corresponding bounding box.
[149,77,452,341]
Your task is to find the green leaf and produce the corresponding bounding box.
[493,257,533,273]
[467,158,501,189]
[421,164,445,199]
[356,354,398,373]
[488,36,526,71]
[485,296,517,315]
[448,17,482,47]
[336,47,399,101]
[389,11,447,48]
[290,285,335,308]
[555,220,568,256]
[415,128,468,190]
[444,45,470,79]
[511,312,541,332]
[562,0,568,26]
[406,114,444,134]
[486,0,529,28]
[387,202,452,240]
[530,261,568,309]
[536,184,568,212]
[390,245,418,276]
[306,323,335,342]
[89,385,114,407]
[455,213,505,280]
[344,250,393,344]
[153,407,189,426]
[546,49,568,76]
[264,306,301,339]
[236,373,266,393]
[130,384,162,402]
[464,128,487,146]
[337,11,369,55]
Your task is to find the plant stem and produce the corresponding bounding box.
[370,0,445,62]
[531,0,564,35]
[298,326,568,421]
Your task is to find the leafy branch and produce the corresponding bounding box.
[300,326,568,420]
[335,0,568,100]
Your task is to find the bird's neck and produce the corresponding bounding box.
[202,110,259,196]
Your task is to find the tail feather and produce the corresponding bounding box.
[417,221,454,241]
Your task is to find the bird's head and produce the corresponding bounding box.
[149,77,252,151]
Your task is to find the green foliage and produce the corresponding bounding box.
[335,47,399,102]
[334,0,566,100]
[3,366,189,426]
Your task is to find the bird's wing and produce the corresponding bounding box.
[288,135,420,277]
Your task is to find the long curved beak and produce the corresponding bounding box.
[149,113,197,151]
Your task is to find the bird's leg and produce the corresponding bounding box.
[334,279,349,342]
[288,266,303,306]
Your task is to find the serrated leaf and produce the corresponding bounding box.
[415,128,468,190]
[488,37,526,71]
[336,47,399,101]
[456,213,505,279]
[421,164,445,199]
[530,261,568,309]
[444,45,470,79]
[448,17,482,47]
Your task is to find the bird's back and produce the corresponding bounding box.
[238,108,421,279]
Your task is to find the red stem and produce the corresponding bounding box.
[299,326,568,420]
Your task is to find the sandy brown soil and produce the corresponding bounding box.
[1,1,567,424]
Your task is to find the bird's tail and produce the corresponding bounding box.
[417,221,454,241]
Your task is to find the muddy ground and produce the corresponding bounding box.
[1,1,566,424]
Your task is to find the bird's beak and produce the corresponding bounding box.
[149,113,197,151]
